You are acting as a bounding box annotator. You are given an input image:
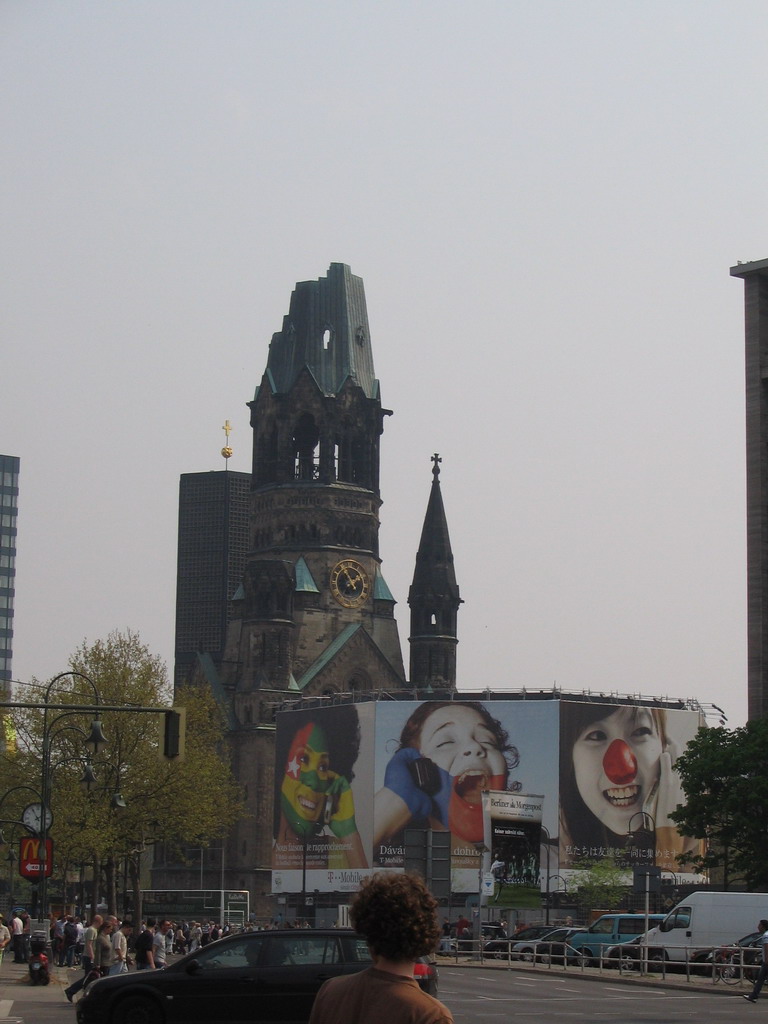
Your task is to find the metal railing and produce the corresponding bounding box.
[436,939,760,986]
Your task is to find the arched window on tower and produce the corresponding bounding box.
[351,437,367,486]
[263,424,279,484]
[293,413,320,480]
[336,431,355,483]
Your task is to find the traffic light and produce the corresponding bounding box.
[161,708,186,759]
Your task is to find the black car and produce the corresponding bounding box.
[75,928,438,1024]
[453,921,506,953]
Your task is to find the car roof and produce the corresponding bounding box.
[232,928,356,937]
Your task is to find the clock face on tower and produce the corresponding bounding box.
[330,558,371,608]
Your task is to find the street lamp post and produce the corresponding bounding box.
[0,785,47,905]
[6,846,15,912]
[540,826,552,925]
[628,812,657,973]
[473,843,489,956]
[2,675,179,922]
[548,874,568,897]
[38,672,108,922]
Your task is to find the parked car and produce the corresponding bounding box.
[602,934,664,971]
[450,921,506,953]
[75,928,438,1024]
[511,927,587,964]
[484,925,553,960]
[691,931,764,980]
[567,914,665,965]
[606,929,765,976]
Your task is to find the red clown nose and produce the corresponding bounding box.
[603,739,637,785]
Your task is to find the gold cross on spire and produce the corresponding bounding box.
[221,420,234,463]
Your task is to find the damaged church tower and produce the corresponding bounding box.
[162,264,461,911]
[218,264,406,903]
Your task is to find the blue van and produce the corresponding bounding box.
[568,914,665,964]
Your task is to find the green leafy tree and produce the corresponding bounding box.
[571,858,627,914]
[669,718,768,889]
[1,629,243,919]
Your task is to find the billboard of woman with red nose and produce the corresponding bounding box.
[558,701,703,870]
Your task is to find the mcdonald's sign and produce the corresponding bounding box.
[18,836,53,880]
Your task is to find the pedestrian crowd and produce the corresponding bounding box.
[25,912,237,1002]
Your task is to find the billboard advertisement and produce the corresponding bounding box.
[272,702,375,894]
[270,697,704,894]
[483,791,544,908]
[373,700,559,893]
[558,700,705,871]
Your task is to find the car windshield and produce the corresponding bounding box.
[512,928,551,941]
[590,919,616,934]
[194,938,262,970]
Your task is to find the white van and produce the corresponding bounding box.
[646,891,768,963]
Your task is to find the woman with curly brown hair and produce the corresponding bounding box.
[309,872,453,1024]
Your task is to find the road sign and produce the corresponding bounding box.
[18,837,53,879]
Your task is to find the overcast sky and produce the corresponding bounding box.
[2,0,763,726]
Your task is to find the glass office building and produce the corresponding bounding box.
[0,455,19,696]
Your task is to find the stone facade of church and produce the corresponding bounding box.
[160,264,460,912]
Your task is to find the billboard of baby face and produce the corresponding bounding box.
[571,706,663,836]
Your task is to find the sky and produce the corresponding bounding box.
[2,0,764,727]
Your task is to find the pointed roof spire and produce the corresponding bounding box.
[409,453,460,603]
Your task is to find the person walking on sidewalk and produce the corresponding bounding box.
[0,914,10,970]
[744,920,768,1003]
[152,920,171,969]
[64,913,102,1003]
[134,921,156,970]
[11,912,25,963]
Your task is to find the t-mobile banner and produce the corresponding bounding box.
[482,791,544,908]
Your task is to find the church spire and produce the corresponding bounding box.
[408,454,461,690]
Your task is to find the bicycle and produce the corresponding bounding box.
[711,946,758,984]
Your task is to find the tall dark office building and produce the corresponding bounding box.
[731,258,768,720]
[173,469,250,689]
[0,455,19,700]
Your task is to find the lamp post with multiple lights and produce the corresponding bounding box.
[36,672,110,920]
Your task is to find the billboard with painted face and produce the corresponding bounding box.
[270,698,704,894]
[558,701,705,870]
[272,702,374,894]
